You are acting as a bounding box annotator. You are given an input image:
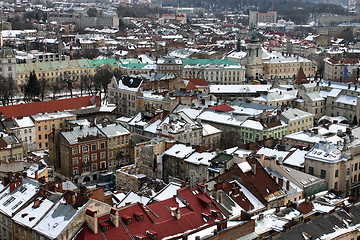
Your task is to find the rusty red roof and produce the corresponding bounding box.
[207,104,234,112]
[0,95,99,119]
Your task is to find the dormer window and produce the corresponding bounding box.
[146,230,158,239]
[122,215,132,225]
[134,212,143,221]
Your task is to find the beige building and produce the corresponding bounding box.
[304,132,360,197]
[323,57,360,81]
[0,134,24,162]
[97,123,131,168]
[31,112,76,151]
[281,107,314,134]
[201,123,222,150]
[263,52,315,80]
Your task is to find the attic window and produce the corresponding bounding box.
[211,209,220,217]
[122,215,132,225]
[134,212,144,221]
[11,201,23,210]
[99,222,110,231]
[21,213,28,218]
[135,235,146,240]
[146,230,158,240]
[201,213,211,221]
[29,217,35,222]
[175,151,180,154]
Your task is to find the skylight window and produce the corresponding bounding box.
[3,196,15,207]
[11,201,23,210]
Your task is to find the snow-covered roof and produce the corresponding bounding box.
[184,152,216,166]
[14,117,34,128]
[202,123,222,136]
[152,182,182,202]
[33,197,88,239]
[117,192,150,207]
[164,144,195,159]
[283,149,307,168]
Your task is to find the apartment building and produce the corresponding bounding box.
[323,56,360,81]
[31,112,76,151]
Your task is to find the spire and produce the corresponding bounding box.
[251,24,259,43]
[294,67,309,85]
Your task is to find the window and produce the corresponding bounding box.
[44,125,47,130]
[334,182,338,189]
[347,168,350,175]
[39,143,42,148]
[82,145,89,153]
[91,154,97,161]
[91,144,96,151]
[92,163,97,171]
[309,166,314,175]
[83,155,89,163]
[356,163,358,171]
[38,126,41,131]
[73,157,78,165]
[101,152,106,159]
[38,135,41,140]
[100,142,105,149]
[321,169,326,179]
[72,147,78,155]
[73,167,78,175]
[335,169,339,178]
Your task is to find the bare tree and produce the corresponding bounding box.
[93,65,113,98]
[60,71,78,98]
[0,76,16,106]
[80,74,94,96]
[39,78,48,101]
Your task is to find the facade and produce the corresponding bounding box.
[97,123,131,169]
[202,123,222,150]
[16,59,93,90]
[157,112,203,146]
[280,107,314,134]
[156,56,183,76]
[263,52,315,80]
[249,10,277,27]
[0,134,24,162]
[182,59,245,85]
[0,48,17,85]
[9,117,36,152]
[304,133,360,197]
[323,57,360,81]
[31,112,76,151]
[107,76,143,117]
[58,125,108,184]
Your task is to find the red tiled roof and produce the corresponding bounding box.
[207,104,234,112]
[0,95,98,119]
[75,184,226,240]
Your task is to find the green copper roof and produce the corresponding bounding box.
[88,58,120,68]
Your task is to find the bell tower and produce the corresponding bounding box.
[246,25,263,80]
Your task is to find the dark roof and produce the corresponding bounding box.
[120,76,143,88]
[130,134,152,144]
[294,67,309,85]
[207,104,235,112]
[274,204,360,240]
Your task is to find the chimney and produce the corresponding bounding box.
[175,208,181,220]
[286,180,290,191]
[251,162,256,175]
[110,208,119,227]
[278,178,284,187]
[35,171,38,180]
[85,209,98,234]
[275,207,280,213]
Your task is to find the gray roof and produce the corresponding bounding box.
[274,204,360,240]
[97,123,130,138]
[61,126,103,145]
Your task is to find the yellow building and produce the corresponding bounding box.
[97,123,131,168]
[31,112,76,151]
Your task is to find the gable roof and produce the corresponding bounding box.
[0,95,98,119]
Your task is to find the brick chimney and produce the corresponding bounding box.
[286,180,290,191]
[10,178,22,193]
[110,208,119,227]
[85,209,98,234]
[175,208,181,220]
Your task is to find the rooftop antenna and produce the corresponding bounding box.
[272,1,274,11]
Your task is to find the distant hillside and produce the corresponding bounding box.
[160,0,349,24]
